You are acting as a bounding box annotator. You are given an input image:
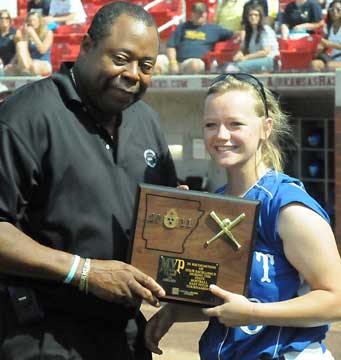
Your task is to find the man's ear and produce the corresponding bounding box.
[80,33,93,54]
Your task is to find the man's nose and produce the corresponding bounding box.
[122,61,139,81]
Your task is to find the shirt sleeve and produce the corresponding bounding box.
[0,124,40,224]
[282,3,292,25]
[261,26,279,55]
[264,182,330,253]
[167,24,182,48]
[48,0,56,16]
[309,0,323,22]
[218,25,234,41]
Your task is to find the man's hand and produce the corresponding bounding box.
[87,260,166,308]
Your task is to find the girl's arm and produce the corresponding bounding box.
[204,203,341,327]
[242,46,271,60]
[27,28,53,54]
[321,38,341,50]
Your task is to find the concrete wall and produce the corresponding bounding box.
[144,90,227,190]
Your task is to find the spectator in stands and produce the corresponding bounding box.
[0,9,16,68]
[27,0,51,16]
[280,0,323,39]
[242,0,280,26]
[4,11,53,76]
[312,0,341,70]
[230,4,279,72]
[215,0,248,32]
[44,0,86,30]
[165,2,234,74]
[228,5,279,72]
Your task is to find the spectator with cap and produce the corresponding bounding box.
[165,2,235,74]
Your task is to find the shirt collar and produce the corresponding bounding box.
[51,62,82,104]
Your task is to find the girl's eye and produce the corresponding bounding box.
[230,121,243,127]
[204,122,217,128]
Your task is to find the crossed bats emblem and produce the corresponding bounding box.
[205,211,246,250]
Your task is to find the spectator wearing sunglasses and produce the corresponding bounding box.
[145,72,341,360]
[0,9,17,68]
[312,0,341,70]
[280,0,323,39]
[230,4,279,73]
[4,11,53,76]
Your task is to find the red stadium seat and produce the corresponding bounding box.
[278,35,321,70]
[146,0,184,40]
[51,33,84,72]
[55,23,88,35]
[202,38,241,71]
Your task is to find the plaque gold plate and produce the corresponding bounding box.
[129,184,260,306]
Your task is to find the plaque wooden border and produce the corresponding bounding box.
[129,184,260,306]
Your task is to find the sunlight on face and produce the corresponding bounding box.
[203,90,269,172]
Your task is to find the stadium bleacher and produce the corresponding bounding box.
[12,0,327,73]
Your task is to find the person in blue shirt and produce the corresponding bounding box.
[280,0,323,39]
[166,2,234,74]
[144,72,341,360]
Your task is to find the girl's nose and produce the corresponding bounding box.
[217,125,231,139]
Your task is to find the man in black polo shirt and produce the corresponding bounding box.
[0,2,177,359]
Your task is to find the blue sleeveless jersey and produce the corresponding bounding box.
[199,170,330,360]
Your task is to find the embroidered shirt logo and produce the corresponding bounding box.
[144,149,157,168]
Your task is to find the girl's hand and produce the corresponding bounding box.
[202,285,255,327]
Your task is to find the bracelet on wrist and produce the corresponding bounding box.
[79,258,91,294]
[63,254,80,284]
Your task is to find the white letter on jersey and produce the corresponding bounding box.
[255,251,274,283]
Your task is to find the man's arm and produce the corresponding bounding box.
[166,47,179,74]
[0,221,165,307]
[44,13,77,25]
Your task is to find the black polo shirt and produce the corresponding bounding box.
[0,63,177,321]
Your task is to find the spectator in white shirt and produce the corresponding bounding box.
[44,0,86,29]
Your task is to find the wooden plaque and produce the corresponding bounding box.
[129,184,260,306]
